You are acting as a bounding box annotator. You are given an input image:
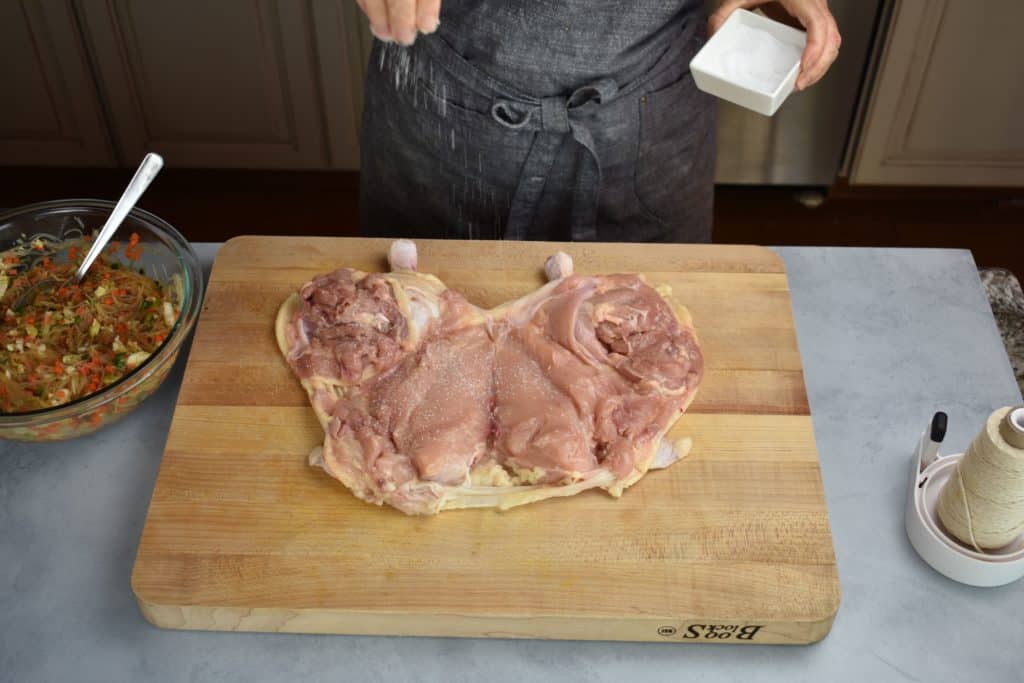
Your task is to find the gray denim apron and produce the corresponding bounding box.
[360,4,715,243]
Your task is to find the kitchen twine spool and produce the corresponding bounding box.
[937,407,1024,551]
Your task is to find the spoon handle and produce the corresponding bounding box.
[75,153,164,282]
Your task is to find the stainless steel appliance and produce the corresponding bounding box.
[713,0,882,184]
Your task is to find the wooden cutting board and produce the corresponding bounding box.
[132,237,839,644]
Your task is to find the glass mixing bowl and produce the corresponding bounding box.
[0,199,203,441]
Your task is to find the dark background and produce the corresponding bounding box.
[2,167,1021,279]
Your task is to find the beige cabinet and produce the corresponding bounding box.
[0,0,115,166]
[851,0,1024,186]
[310,0,369,170]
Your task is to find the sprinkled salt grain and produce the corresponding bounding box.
[714,24,802,93]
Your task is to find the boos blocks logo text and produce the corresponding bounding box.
[657,623,765,641]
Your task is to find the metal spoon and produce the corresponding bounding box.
[12,153,164,310]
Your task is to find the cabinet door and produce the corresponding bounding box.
[310,0,369,169]
[0,0,115,166]
[851,0,1024,186]
[76,0,334,168]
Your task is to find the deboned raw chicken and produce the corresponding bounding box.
[275,241,703,515]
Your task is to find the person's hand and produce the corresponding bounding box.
[356,0,441,46]
[708,0,841,90]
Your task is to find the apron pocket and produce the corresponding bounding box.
[364,42,533,239]
[634,73,713,226]
[410,71,535,178]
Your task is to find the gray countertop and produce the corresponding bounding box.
[2,245,1022,683]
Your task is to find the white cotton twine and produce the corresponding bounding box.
[937,407,1024,551]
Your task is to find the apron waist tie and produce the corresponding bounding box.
[492,78,619,241]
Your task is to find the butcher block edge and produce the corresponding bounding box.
[135,598,837,644]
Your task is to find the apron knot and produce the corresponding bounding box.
[567,78,619,108]
[541,97,571,133]
[496,77,622,241]
[491,101,534,129]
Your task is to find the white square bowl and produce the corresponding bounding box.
[689,9,807,116]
